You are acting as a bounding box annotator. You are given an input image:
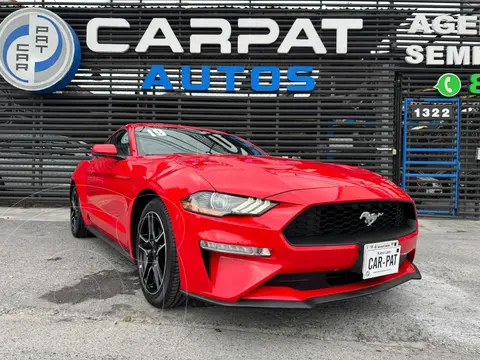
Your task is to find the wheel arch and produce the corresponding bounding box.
[129,188,161,262]
[69,179,76,197]
[70,162,89,205]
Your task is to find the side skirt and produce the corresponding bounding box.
[86,225,134,263]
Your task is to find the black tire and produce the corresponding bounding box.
[136,198,185,308]
[70,186,92,238]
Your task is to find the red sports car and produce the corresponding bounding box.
[70,123,421,309]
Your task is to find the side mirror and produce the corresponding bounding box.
[91,144,124,159]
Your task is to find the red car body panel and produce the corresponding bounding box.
[239,259,419,305]
[71,123,421,308]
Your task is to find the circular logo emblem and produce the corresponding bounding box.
[0,8,81,93]
[434,73,461,98]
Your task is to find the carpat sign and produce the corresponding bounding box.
[0,8,81,93]
[3,7,480,94]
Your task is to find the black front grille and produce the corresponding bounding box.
[264,255,407,290]
[283,201,416,246]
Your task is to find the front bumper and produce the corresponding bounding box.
[183,261,421,309]
[170,187,420,307]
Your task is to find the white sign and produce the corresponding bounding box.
[0,8,81,92]
[86,18,363,55]
[405,14,480,66]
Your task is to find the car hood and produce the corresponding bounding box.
[173,154,404,199]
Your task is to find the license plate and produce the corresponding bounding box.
[362,240,401,280]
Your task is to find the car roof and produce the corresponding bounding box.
[125,123,229,136]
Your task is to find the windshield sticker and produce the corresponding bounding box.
[147,128,167,137]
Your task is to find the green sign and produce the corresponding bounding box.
[469,74,480,95]
[434,73,461,97]
[435,73,480,97]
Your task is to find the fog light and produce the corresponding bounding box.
[199,240,271,257]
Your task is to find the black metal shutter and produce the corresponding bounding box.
[401,71,480,217]
[0,1,478,218]
[0,2,397,205]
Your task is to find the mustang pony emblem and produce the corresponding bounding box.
[360,211,384,226]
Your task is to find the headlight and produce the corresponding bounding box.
[180,191,277,217]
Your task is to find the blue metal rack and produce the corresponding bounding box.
[402,98,461,216]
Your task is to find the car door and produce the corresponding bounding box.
[86,129,133,247]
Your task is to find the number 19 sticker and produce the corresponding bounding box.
[147,129,167,137]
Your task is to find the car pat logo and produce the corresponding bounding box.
[359,211,383,226]
[0,8,81,93]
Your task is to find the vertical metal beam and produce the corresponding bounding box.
[393,72,403,185]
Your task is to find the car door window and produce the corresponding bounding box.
[108,130,130,157]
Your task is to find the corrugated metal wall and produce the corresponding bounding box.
[0,1,479,217]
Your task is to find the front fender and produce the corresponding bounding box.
[71,160,92,225]
[126,165,215,264]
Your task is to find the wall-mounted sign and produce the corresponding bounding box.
[406,15,480,66]
[0,8,81,93]
[142,65,316,92]
[86,18,363,55]
[434,72,480,97]
[0,7,364,94]
[4,7,478,94]
[86,17,363,92]
[434,73,462,97]
[409,103,456,121]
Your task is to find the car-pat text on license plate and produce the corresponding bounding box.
[362,240,400,280]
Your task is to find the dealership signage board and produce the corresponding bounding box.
[1,7,480,94]
[0,8,81,93]
[0,8,363,93]
[406,14,480,66]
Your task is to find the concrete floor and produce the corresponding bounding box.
[0,207,479,359]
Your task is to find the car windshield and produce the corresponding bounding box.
[134,127,267,156]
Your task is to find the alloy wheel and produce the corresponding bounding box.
[137,211,167,295]
[70,190,79,231]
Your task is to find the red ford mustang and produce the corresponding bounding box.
[70,123,421,309]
